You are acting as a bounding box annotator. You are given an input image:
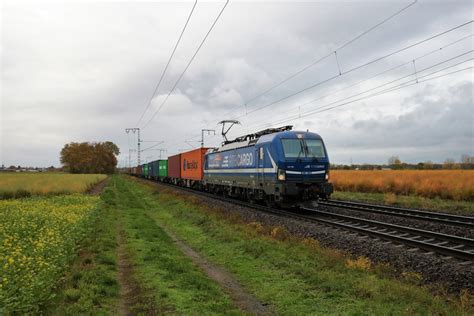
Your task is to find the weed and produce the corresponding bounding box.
[301,238,320,250]
[64,289,81,302]
[384,192,397,204]
[458,289,474,310]
[345,256,372,270]
[401,271,423,285]
[247,221,265,233]
[270,226,290,240]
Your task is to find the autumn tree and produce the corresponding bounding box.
[60,141,120,174]
[443,158,456,169]
[388,156,402,169]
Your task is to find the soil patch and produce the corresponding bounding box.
[88,178,109,195]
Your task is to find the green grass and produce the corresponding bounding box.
[113,176,239,315]
[0,173,107,199]
[52,175,238,315]
[123,176,472,315]
[49,186,120,314]
[331,191,474,215]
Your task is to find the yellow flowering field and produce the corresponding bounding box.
[0,195,100,313]
[0,173,107,199]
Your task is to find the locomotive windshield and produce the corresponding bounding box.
[281,139,326,159]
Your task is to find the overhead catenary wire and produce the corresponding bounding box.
[229,20,474,121]
[240,0,418,107]
[136,0,198,126]
[305,66,472,117]
[246,56,473,131]
[142,0,230,129]
[249,65,473,132]
[140,141,165,152]
[247,54,473,131]
[265,33,473,120]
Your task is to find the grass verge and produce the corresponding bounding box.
[126,175,473,315]
[113,175,239,314]
[331,191,474,215]
[53,175,238,314]
[49,184,120,314]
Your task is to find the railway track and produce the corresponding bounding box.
[149,179,474,263]
[319,199,474,228]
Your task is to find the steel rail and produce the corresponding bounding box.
[320,200,474,228]
[144,179,474,263]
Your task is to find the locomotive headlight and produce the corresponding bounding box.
[325,170,330,180]
[278,169,286,181]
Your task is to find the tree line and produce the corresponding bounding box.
[60,141,120,174]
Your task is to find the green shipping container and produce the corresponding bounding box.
[143,163,149,177]
[158,160,168,177]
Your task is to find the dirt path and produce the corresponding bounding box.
[88,178,109,195]
[116,226,157,316]
[158,224,270,315]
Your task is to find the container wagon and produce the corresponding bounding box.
[137,165,143,177]
[158,160,168,179]
[168,154,181,185]
[180,148,209,188]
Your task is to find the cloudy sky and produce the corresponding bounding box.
[1,0,473,167]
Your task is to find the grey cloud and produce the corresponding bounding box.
[1,1,473,167]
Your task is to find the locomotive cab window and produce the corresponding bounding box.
[281,139,326,159]
[259,147,264,160]
[282,139,305,158]
[305,139,326,158]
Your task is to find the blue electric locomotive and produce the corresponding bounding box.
[203,126,333,207]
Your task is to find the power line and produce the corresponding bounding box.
[306,66,472,117]
[246,56,473,130]
[250,65,472,130]
[136,0,198,126]
[265,33,473,121]
[248,55,473,131]
[221,0,418,117]
[142,0,230,129]
[231,20,473,120]
[140,141,164,152]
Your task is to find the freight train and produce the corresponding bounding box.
[131,126,333,208]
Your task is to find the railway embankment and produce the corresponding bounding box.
[126,176,473,314]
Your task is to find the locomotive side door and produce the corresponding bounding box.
[257,146,265,187]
